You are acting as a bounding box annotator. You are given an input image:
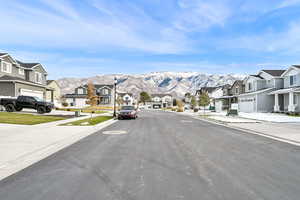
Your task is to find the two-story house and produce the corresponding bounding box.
[215,82,244,112]
[0,53,51,100]
[118,92,136,106]
[269,65,300,113]
[151,94,173,109]
[64,84,116,108]
[238,70,285,113]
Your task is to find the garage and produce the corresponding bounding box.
[20,89,44,99]
[238,95,256,113]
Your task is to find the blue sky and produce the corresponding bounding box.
[1,0,300,79]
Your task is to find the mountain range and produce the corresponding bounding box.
[56,72,245,98]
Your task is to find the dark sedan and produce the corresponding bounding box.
[118,106,138,120]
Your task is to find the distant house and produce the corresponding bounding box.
[63,84,116,108]
[118,92,136,106]
[46,80,61,107]
[269,65,300,113]
[151,94,173,109]
[238,70,286,113]
[0,52,53,101]
[195,86,223,109]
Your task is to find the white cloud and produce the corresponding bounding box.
[277,0,300,8]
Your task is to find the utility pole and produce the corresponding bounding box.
[113,77,117,118]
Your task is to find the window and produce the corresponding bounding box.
[77,88,84,94]
[102,88,109,95]
[1,61,12,73]
[290,75,297,86]
[235,87,239,94]
[19,68,25,75]
[248,83,252,91]
[35,72,42,84]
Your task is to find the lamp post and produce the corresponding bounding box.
[113,77,117,118]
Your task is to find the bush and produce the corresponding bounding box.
[177,107,184,112]
[62,102,68,107]
[193,108,199,112]
[171,108,177,112]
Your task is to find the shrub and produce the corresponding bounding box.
[171,108,177,112]
[193,108,199,112]
[62,102,68,107]
[177,107,184,112]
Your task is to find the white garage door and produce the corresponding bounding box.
[20,89,44,99]
[238,97,255,113]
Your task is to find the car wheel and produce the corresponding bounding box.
[46,108,52,113]
[5,104,15,112]
[37,106,46,114]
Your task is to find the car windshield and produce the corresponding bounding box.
[121,106,134,110]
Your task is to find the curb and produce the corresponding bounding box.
[0,118,118,181]
[193,116,300,147]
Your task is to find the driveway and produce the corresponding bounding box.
[1,110,300,200]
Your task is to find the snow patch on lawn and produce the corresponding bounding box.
[239,112,300,123]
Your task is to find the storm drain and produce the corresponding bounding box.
[102,130,127,135]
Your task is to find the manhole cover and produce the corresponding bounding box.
[102,130,127,135]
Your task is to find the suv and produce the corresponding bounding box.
[0,96,54,114]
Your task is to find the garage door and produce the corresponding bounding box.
[238,96,256,113]
[20,89,44,99]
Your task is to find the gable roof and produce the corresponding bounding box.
[231,80,243,89]
[261,70,286,77]
[83,84,114,90]
[16,60,40,69]
[0,53,8,57]
[151,94,172,98]
[292,65,300,69]
[281,65,300,77]
[197,87,218,93]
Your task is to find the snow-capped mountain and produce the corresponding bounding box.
[57,72,245,98]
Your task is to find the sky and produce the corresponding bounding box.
[1,0,300,79]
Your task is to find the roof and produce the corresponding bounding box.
[0,53,8,57]
[238,88,275,97]
[63,94,87,98]
[197,87,218,94]
[250,75,263,79]
[118,92,133,97]
[0,75,46,87]
[261,70,286,77]
[83,84,114,89]
[151,94,172,98]
[16,60,40,69]
[47,80,55,85]
[292,65,300,69]
[268,87,300,95]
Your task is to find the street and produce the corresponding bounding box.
[1,110,300,200]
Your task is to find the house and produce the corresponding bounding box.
[46,80,61,107]
[0,52,53,101]
[238,70,286,113]
[151,94,173,109]
[195,86,222,109]
[269,65,300,113]
[118,92,136,106]
[64,84,116,108]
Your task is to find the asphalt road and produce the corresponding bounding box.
[1,110,300,200]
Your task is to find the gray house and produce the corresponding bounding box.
[238,70,286,113]
[64,84,116,107]
[0,53,51,100]
[269,65,300,113]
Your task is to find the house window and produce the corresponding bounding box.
[235,87,239,94]
[248,83,252,91]
[35,72,42,84]
[19,68,25,75]
[1,61,12,73]
[290,75,296,86]
[102,88,109,95]
[77,88,84,94]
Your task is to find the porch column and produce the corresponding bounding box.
[274,93,280,112]
[288,92,295,112]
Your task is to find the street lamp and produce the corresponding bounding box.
[113,77,117,118]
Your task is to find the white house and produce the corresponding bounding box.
[269,65,300,113]
[238,70,285,113]
[118,92,136,106]
[151,94,173,109]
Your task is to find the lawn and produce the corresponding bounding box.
[0,112,67,125]
[56,107,108,114]
[61,116,113,126]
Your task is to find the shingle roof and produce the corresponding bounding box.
[199,87,218,93]
[261,70,286,77]
[0,53,8,57]
[293,65,300,69]
[16,60,39,69]
[0,75,25,81]
[151,94,172,97]
[83,84,114,89]
[250,75,263,79]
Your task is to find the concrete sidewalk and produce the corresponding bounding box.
[0,115,117,180]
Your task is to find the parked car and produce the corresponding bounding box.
[118,106,138,120]
[0,95,54,114]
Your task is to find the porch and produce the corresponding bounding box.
[269,87,300,113]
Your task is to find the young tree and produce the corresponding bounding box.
[139,91,151,105]
[191,96,197,109]
[117,95,124,106]
[176,99,184,112]
[198,92,210,115]
[87,82,97,107]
